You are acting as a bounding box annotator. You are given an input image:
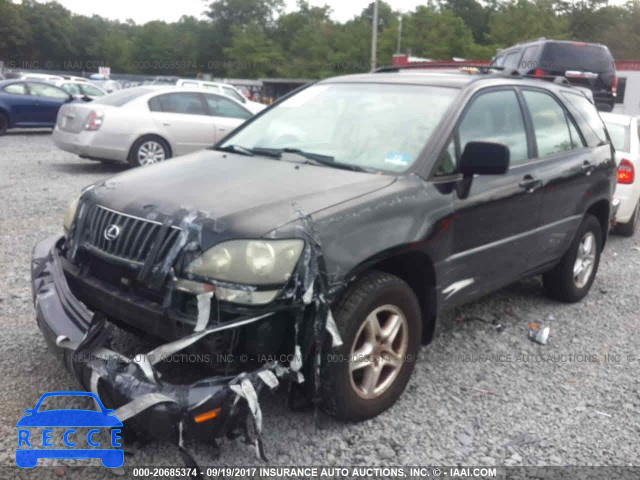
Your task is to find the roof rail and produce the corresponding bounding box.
[520,72,571,85]
[374,63,503,74]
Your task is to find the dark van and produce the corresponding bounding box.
[492,39,617,112]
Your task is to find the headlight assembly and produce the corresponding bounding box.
[185,239,304,286]
[63,194,81,234]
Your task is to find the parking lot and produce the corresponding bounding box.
[0,131,638,470]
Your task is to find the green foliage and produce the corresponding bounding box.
[486,0,570,46]
[0,0,639,79]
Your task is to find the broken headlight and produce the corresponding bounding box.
[63,194,81,234]
[183,239,304,305]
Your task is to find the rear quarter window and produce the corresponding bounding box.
[561,91,608,145]
[541,43,614,73]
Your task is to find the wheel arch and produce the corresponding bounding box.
[585,198,610,250]
[343,248,438,345]
[0,106,10,126]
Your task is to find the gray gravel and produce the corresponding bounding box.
[1,132,639,472]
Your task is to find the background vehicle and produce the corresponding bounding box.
[88,75,122,94]
[53,86,253,166]
[492,39,617,112]
[601,112,640,235]
[55,80,107,100]
[151,76,180,85]
[176,79,266,113]
[19,72,64,82]
[89,79,122,94]
[61,75,90,83]
[0,79,78,135]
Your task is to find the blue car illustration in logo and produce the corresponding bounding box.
[16,391,123,468]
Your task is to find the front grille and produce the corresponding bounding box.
[82,204,182,265]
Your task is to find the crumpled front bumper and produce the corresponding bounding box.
[31,235,278,446]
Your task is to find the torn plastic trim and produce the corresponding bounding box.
[32,235,284,461]
[34,195,348,459]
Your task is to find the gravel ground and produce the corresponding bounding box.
[1,132,638,475]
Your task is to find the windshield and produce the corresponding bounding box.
[219,83,458,173]
[604,122,630,152]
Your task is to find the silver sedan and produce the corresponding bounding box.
[52,86,254,167]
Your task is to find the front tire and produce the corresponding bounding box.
[543,214,602,302]
[321,271,422,421]
[614,200,638,237]
[128,136,171,167]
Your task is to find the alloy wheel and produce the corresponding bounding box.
[349,305,409,400]
[573,231,596,288]
[137,140,166,165]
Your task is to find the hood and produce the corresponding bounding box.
[87,149,395,242]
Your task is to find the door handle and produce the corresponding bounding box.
[162,122,170,127]
[581,160,595,176]
[518,175,542,192]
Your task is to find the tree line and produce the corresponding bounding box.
[0,0,638,79]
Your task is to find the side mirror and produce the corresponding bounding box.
[460,142,510,177]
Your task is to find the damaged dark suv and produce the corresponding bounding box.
[32,68,617,453]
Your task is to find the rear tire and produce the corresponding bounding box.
[320,271,422,421]
[0,112,8,136]
[614,200,638,237]
[128,135,171,167]
[543,214,602,303]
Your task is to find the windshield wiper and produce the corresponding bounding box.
[214,144,254,156]
[252,146,371,172]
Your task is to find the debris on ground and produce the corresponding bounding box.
[455,313,504,332]
[528,322,550,345]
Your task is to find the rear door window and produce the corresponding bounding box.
[503,51,521,69]
[519,46,540,72]
[27,83,69,99]
[152,92,207,115]
[458,89,529,166]
[523,90,576,156]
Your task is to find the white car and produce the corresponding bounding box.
[61,75,90,83]
[53,86,253,167]
[54,80,107,100]
[176,79,266,114]
[20,73,64,82]
[601,112,639,235]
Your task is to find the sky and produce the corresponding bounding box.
[24,0,425,24]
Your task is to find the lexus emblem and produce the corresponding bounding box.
[104,224,121,241]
